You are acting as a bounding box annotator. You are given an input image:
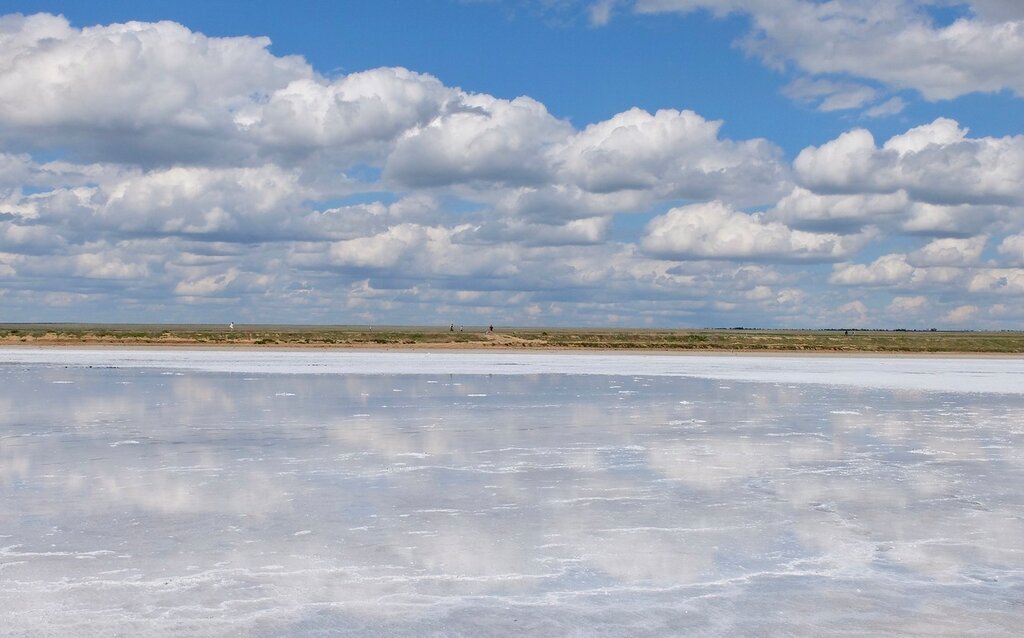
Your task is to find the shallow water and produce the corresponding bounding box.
[2,351,1023,636]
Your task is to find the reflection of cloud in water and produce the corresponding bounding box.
[647,435,833,490]
[0,361,1022,635]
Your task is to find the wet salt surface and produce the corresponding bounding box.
[4,347,1024,393]
[1,350,1023,636]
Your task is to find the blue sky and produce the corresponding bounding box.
[1,1,1023,327]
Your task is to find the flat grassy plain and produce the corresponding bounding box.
[2,324,1023,353]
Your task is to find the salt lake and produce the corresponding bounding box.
[1,349,1022,636]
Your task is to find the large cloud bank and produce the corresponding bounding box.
[0,11,1022,328]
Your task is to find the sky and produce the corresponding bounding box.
[1,1,1024,328]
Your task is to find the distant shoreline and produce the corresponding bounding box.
[2,346,1021,359]
[2,324,1023,355]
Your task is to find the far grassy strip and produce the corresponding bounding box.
[1,324,1023,353]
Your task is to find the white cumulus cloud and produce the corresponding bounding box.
[642,201,865,261]
[635,0,1024,101]
[907,236,987,267]
[384,94,571,188]
[887,295,929,314]
[967,268,1024,295]
[796,119,1024,205]
[553,107,787,206]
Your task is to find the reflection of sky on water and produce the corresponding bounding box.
[1,362,1023,636]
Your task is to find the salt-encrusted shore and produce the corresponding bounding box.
[4,346,1023,394]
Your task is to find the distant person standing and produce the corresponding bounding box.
[488,325,494,332]
[450,323,454,332]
